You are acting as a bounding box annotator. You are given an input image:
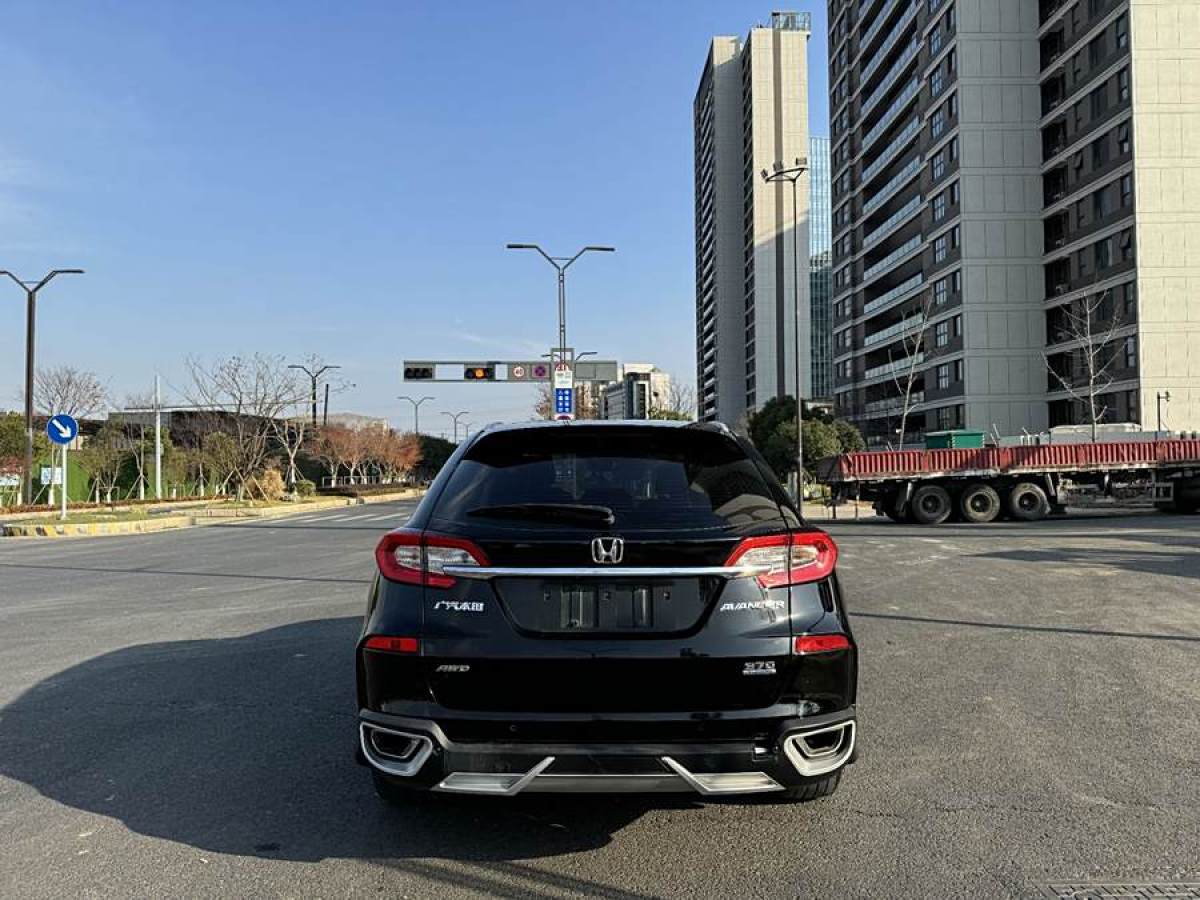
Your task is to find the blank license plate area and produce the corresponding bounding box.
[495,579,709,634]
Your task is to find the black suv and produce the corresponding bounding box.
[356,421,857,801]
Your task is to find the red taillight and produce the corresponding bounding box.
[793,633,851,655]
[723,531,838,587]
[363,635,419,653]
[375,529,489,587]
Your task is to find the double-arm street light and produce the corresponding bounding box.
[0,268,85,504]
[398,395,434,435]
[762,157,809,514]
[442,410,469,443]
[506,243,615,361]
[289,362,340,427]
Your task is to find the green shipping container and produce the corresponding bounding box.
[924,430,986,450]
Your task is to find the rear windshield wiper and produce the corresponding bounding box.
[466,503,615,526]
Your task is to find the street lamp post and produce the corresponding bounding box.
[761,158,809,515]
[288,363,340,427]
[1157,391,1172,435]
[442,410,469,443]
[0,268,85,504]
[398,395,434,435]
[506,243,614,365]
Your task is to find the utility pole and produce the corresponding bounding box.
[398,395,435,435]
[442,410,469,443]
[154,373,163,500]
[288,362,340,427]
[761,158,810,515]
[1,269,85,504]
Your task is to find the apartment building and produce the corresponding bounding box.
[695,12,812,427]
[828,0,1200,445]
[1041,0,1200,431]
[810,136,835,399]
[599,365,672,420]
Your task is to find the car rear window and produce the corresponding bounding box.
[430,426,788,531]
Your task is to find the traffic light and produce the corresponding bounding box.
[404,365,434,380]
[464,365,495,381]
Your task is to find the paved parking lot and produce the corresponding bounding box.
[0,503,1196,898]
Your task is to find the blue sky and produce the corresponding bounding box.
[0,1,829,435]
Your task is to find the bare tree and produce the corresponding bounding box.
[652,380,696,421]
[374,429,422,483]
[312,425,356,486]
[34,366,108,419]
[75,421,127,503]
[1044,286,1124,441]
[888,292,937,450]
[272,416,310,489]
[202,432,240,495]
[186,355,305,498]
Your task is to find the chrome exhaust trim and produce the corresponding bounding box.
[782,721,856,777]
[433,755,783,796]
[359,722,435,778]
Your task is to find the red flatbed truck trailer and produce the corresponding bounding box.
[816,439,1200,524]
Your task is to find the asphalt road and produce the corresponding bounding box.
[0,502,1197,898]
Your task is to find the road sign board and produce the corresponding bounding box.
[553,363,574,390]
[40,466,63,485]
[511,365,526,379]
[532,363,549,379]
[554,388,574,419]
[46,414,79,445]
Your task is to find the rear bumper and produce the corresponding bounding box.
[357,707,856,796]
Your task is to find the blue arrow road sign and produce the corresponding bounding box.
[554,388,573,416]
[46,414,79,445]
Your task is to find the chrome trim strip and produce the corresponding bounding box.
[661,757,784,795]
[441,564,773,581]
[435,756,557,795]
[359,722,435,778]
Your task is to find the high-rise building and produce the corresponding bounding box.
[810,136,834,399]
[1040,0,1200,431]
[695,11,812,427]
[827,0,1200,446]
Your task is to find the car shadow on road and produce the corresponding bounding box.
[0,617,685,894]
[973,545,1200,581]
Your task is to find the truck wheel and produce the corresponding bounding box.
[1008,482,1050,521]
[910,485,952,525]
[960,483,1001,523]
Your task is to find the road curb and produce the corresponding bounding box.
[1,490,425,538]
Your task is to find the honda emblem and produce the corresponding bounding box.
[591,536,624,564]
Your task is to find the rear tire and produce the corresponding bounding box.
[1008,482,1050,521]
[910,485,952,525]
[960,483,1001,523]
[372,771,416,806]
[780,769,842,802]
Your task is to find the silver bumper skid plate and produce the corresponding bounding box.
[434,756,785,796]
